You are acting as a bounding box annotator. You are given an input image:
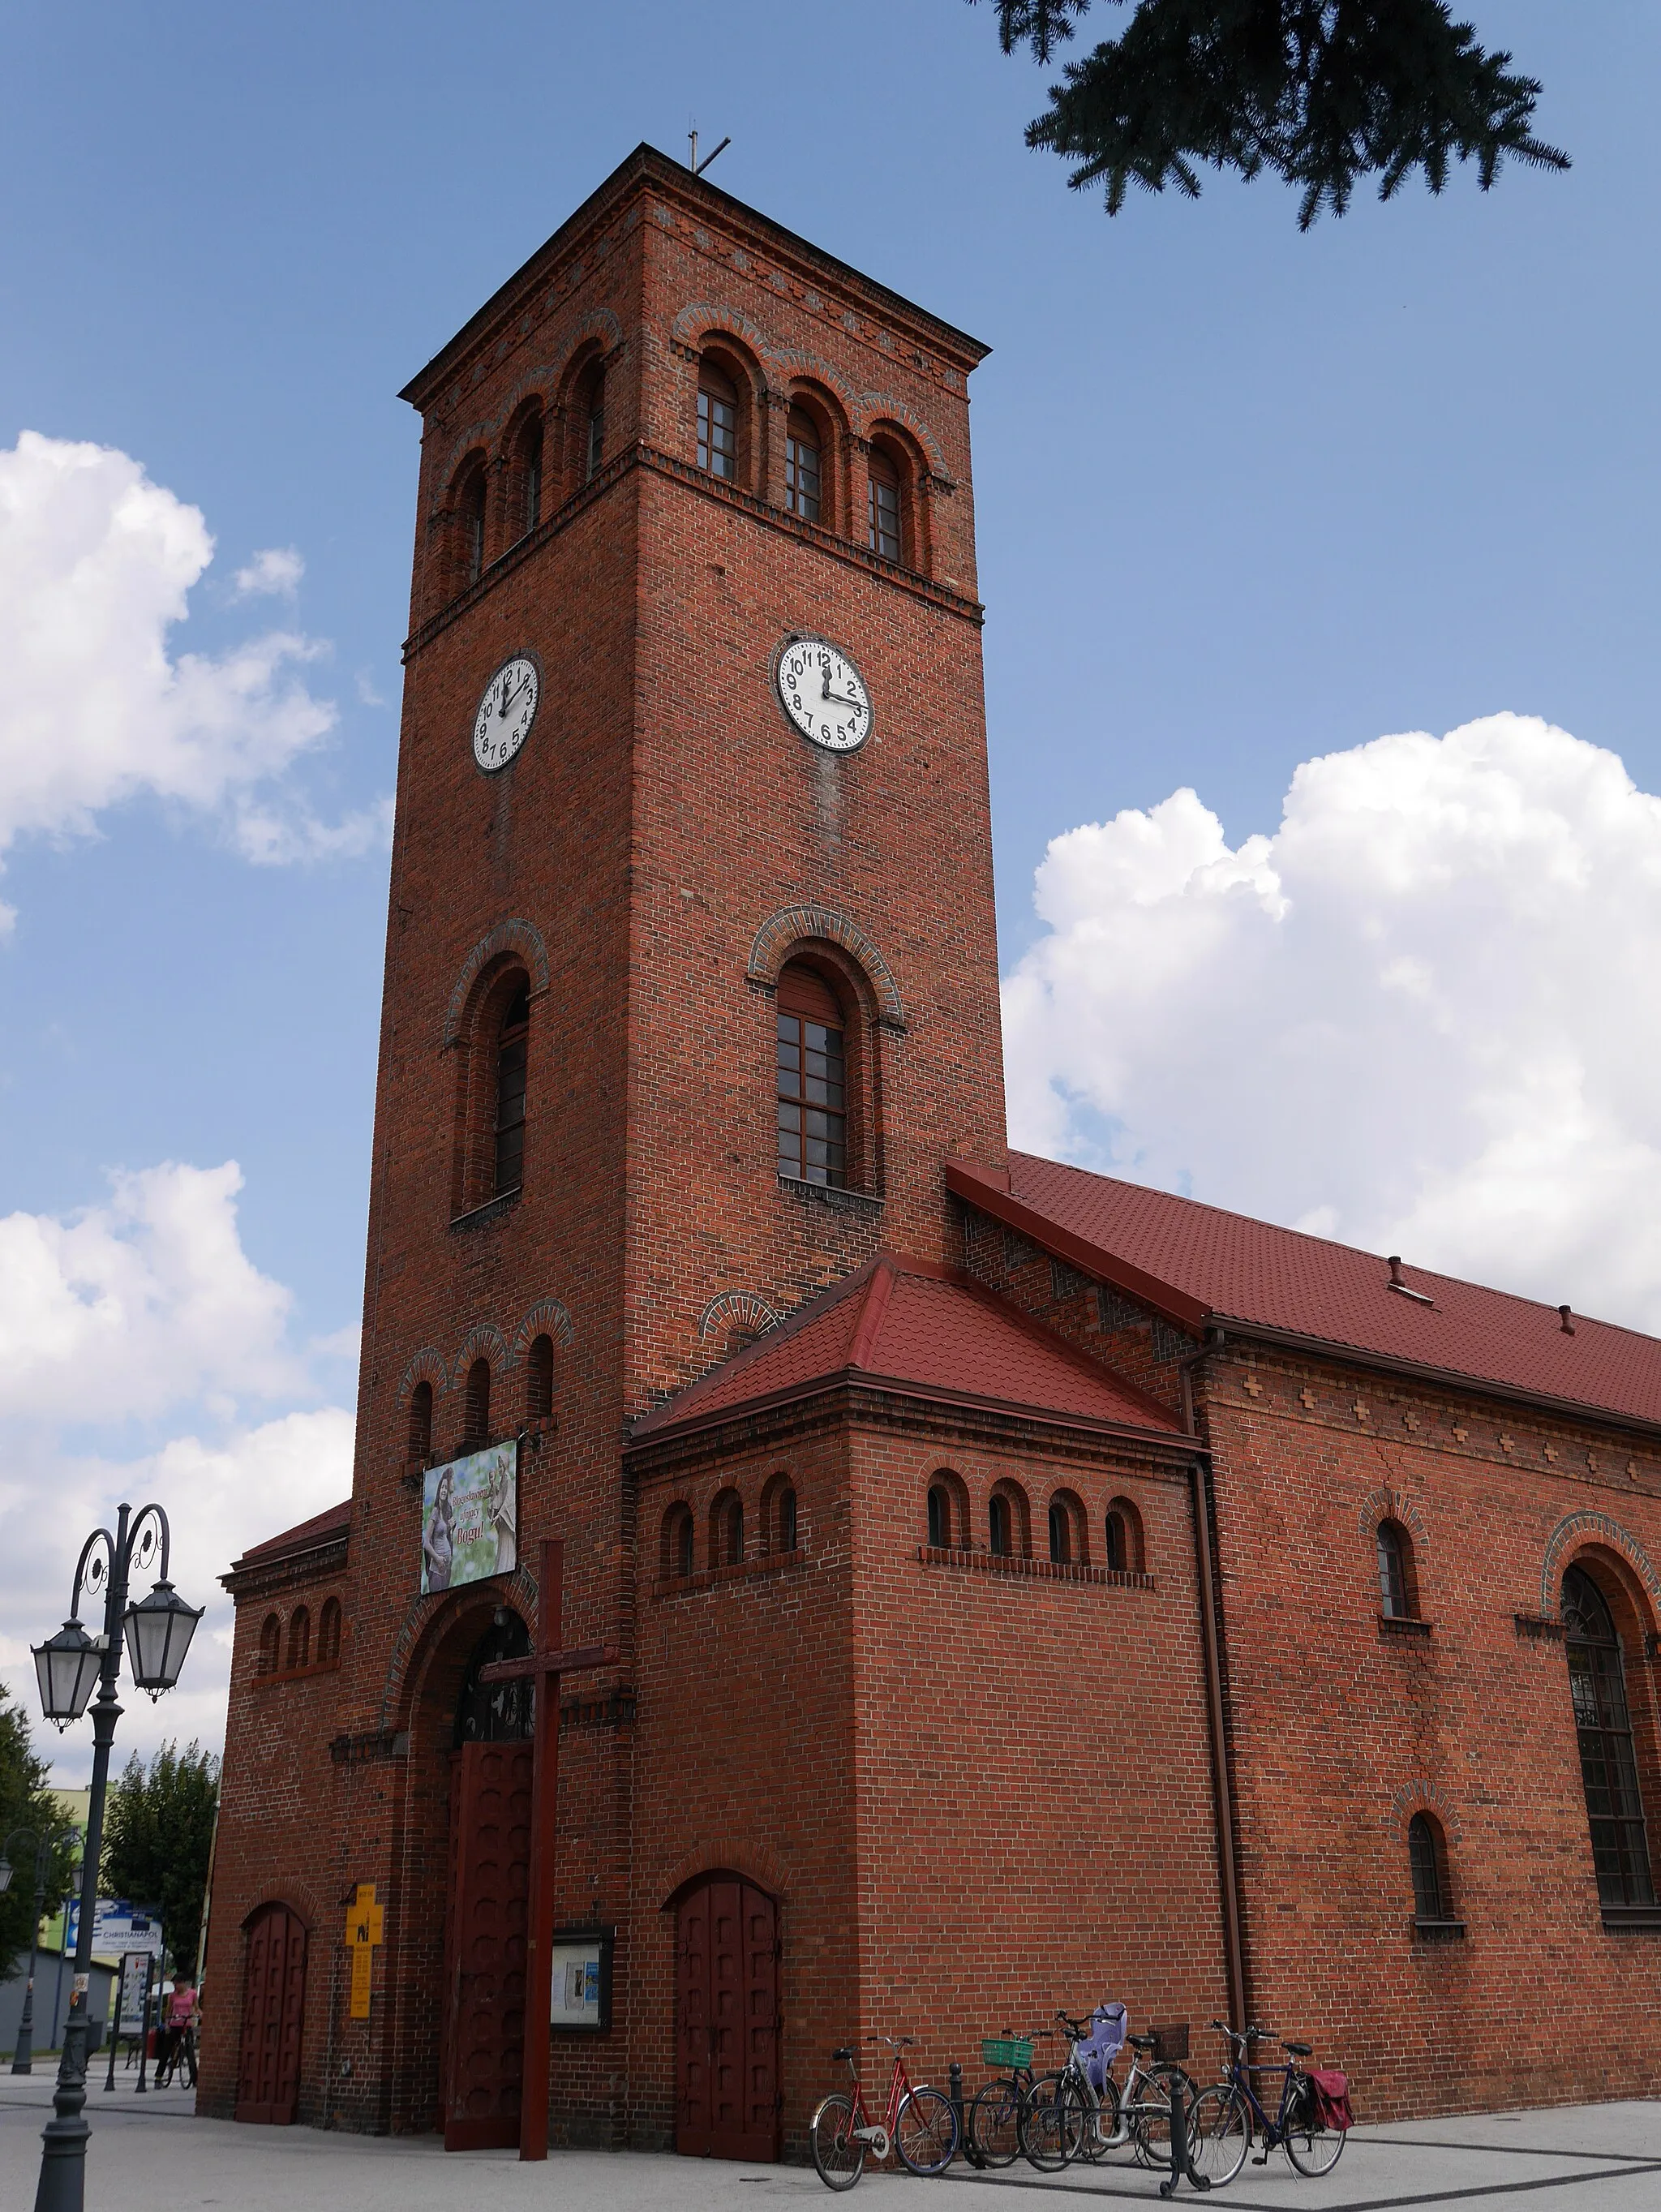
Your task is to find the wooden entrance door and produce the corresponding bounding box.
[441,1739,533,2151]
[235,1903,307,2124]
[676,1876,780,2160]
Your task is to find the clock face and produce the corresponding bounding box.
[473,656,539,773]
[776,636,872,754]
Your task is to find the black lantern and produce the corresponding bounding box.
[122,1579,204,1698]
[32,1620,101,1730]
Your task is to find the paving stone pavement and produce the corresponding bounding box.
[1,2075,1657,2210]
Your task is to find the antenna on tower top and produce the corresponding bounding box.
[688,123,731,178]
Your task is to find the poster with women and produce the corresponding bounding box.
[420,1440,517,1594]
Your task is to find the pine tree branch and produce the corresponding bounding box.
[971,0,1569,225]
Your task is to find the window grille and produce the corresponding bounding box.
[1562,1565,1656,1906]
[494,981,530,1196]
[1377,1521,1411,1618]
[989,1494,1011,1557]
[785,406,822,522]
[868,452,901,560]
[776,963,846,1187]
[697,370,738,479]
[1048,1501,1071,1565]
[1408,1814,1445,1921]
[463,1358,491,1453]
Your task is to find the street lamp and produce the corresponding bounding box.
[1,1828,59,2074]
[28,1504,202,2212]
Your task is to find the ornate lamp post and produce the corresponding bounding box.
[0,1829,57,2072]
[29,1504,202,2212]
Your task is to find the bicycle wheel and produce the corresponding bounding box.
[1020,2072,1087,2171]
[1186,2085,1250,2187]
[968,2078,1023,2169]
[810,2093,866,2190]
[1077,2073,1122,2164]
[1283,2082,1346,2177]
[1129,2064,1195,2168]
[895,2085,958,2175]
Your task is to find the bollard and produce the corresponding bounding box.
[1159,2073,1211,2199]
[948,2061,985,2170]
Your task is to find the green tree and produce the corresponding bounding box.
[100,1742,219,1974]
[0,1682,77,1970]
[973,1,1569,228]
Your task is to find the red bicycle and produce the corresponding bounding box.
[810,2034,959,2188]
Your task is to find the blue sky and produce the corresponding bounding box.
[2,2,1658,1774]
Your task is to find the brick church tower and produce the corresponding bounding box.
[202,146,1221,2154]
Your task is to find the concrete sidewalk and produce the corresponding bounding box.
[1,2073,1656,2210]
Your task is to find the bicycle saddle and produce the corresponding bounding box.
[832,2047,852,2061]
[1127,2034,1156,2051]
[1282,2040,1313,2057]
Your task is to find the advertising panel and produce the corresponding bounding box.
[420,1440,517,1595]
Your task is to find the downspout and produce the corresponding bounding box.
[1181,1335,1247,2033]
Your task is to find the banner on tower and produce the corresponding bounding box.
[420,1440,517,1595]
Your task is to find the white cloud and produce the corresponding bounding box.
[0,1161,300,1424]
[1005,712,1661,1331]
[0,1410,355,1782]
[232,545,304,599]
[0,432,388,897]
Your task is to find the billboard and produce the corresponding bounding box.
[420,1440,517,1595]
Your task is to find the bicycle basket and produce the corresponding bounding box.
[1150,2022,1190,2063]
[981,2036,1033,2071]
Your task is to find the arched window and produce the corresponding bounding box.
[526,1333,555,1422]
[407,1380,433,1471]
[868,445,902,562]
[697,363,739,480]
[585,366,605,480]
[989,1493,1012,1557]
[785,405,822,522]
[494,980,530,1196]
[1104,1497,1145,1574]
[1407,1813,1449,1923]
[663,1501,695,1579]
[927,1483,951,1549]
[776,961,846,1187]
[1046,1493,1086,1566]
[258,1613,281,1676]
[459,462,487,586]
[317,1597,342,1667]
[710,1489,744,1570]
[463,1357,491,1452]
[1377,1519,1414,1618]
[455,1610,532,1745]
[517,410,544,536]
[287,1606,311,1672]
[1561,1565,1656,1907]
[776,1483,798,1554]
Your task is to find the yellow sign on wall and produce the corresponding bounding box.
[344,1883,384,2021]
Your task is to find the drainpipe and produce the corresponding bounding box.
[1179,1333,1247,2034]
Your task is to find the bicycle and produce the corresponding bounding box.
[967,2029,1045,2168]
[809,2034,959,2189]
[1187,2019,1346,2183]
[1024,2013,1195,2171]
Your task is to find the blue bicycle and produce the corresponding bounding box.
[1186,2019,1346,2184]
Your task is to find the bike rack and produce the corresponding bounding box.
[1159,2077,1212,2198]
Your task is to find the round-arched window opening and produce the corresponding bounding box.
[697,363,739,480]
[1048,1501,1072,1566]
[1407,1812,1450,1924]
[1377,1519,1414,1618]
[927,1483,951,1549]
[1561,1564,1656,1907]
[785,405,822,523]
[989,1493,1012,1558]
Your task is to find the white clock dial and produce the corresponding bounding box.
[473,656,539,773]
[776,636,872,754]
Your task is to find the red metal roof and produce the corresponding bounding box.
[234,1497,353,1568]
[632,1253,1182,1443]
[945,1153,1661,1432]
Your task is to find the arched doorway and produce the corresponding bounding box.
[675,1874,780,2161]
[235,1902,307,2124]
[440,1609,534,2151]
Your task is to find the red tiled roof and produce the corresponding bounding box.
[944,1153,1661,1432]
[234,1497,353,1569]
[632,1253,1182,1443]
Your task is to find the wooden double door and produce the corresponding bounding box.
[235,1902,307,2124]
[676,1876,780,2161]
[441,1740,533,2150]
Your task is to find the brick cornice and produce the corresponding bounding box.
[221,1534,348,1602]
